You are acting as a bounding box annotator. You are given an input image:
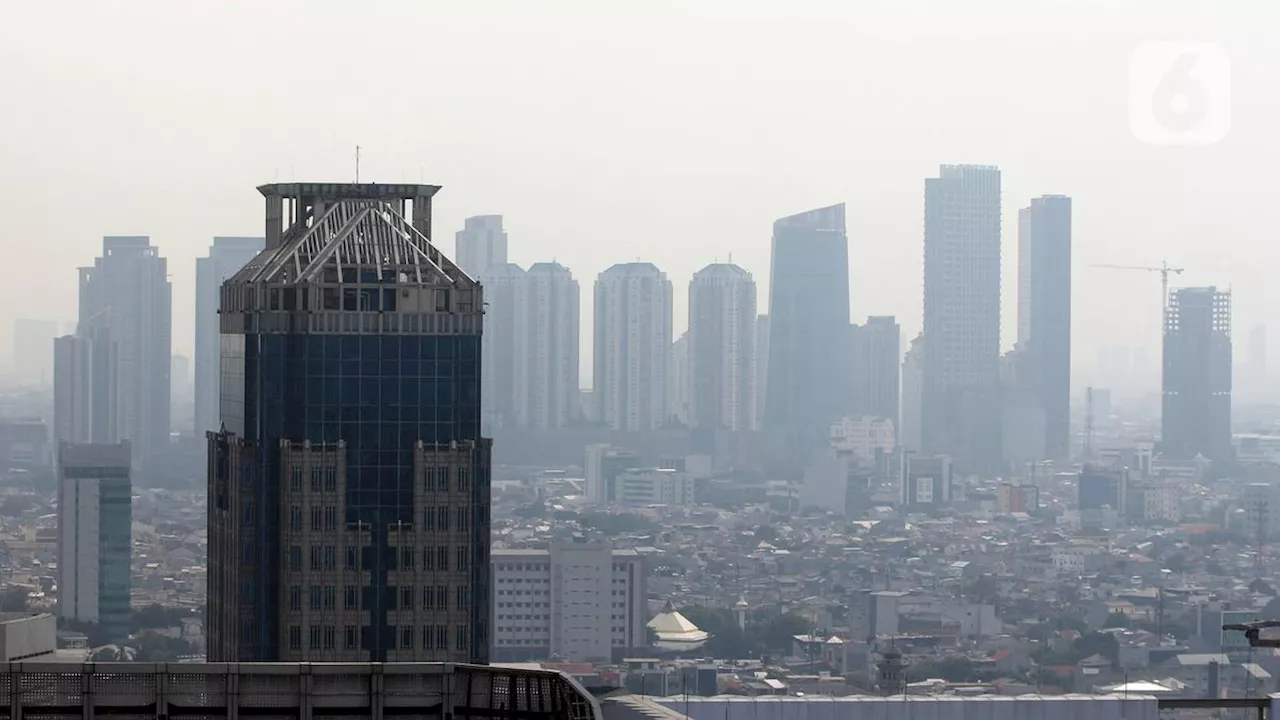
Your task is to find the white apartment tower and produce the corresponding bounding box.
[688,263,757,431]
[480,263,527,432]
[57,442,132,642]
[479,262,581,432]
[594,263,673,431]
[490,543,647,662]
[455,215,508,278]
[522,262,580,430]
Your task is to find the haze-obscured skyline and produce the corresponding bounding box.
[1,0,1275,388]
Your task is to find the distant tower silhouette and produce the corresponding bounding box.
[734,596,749,632]
[876,646,907,696]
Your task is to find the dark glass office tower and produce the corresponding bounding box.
[207,183,490,664]
[763,204,851,472]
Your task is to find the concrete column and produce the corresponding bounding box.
[265,195,284,249]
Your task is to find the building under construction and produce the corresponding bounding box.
[1161,286,1232,462]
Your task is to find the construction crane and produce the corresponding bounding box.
[1092,261,1185,312]
[1224,620,1280,648]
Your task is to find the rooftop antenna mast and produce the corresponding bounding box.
[355,145,362,183]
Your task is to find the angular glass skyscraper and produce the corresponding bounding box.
[207,183,490,663]
[763,204,851,471]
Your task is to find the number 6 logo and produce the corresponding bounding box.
[1129,42,1231,146]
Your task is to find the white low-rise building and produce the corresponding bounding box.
[490,542,647,662]
[830,416,895,461]
[615,468,695,507]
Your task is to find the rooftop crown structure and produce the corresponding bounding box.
[208,182,490,664]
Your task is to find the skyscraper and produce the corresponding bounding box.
[479,262,581,433]
[668,332,691,426]
[900,333,924,452]
[688,263,756,431]
[1162,286,1232,461]
[764,204,851,468]
[480,263,527,433]
[593,262,672,431]
[57,441,132,642]
[521,262,580,430]
[851,316,901,432]
[54,313,118,446]
[12,318,57,387]
[195,237,265,437]
[78,236,172,483]
[1017,195,1073,460]
[922,165,1002,471]
[455,215,507,278]
[753,315,769,431]
[207,183,490,663]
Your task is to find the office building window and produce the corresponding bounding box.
[289,625,301,651]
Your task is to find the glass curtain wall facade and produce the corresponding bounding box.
[207,183,490,664]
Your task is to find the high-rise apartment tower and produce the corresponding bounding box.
[688,263,756,431]
[593,263,672,431]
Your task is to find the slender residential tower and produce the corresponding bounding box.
[207,183,490,663]
[593,263,673,431]
[688,263,756,431]
[522,262,580,430]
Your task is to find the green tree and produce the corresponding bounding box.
[1072,631,1119,665]
[132,631,194,661]
[1102,612,1131,629]
[909,657,976,683]
[132,604,199,632]
[761,613,814,651]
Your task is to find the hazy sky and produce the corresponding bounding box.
[1,0,1274,389]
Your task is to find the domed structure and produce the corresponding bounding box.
[647,600,709,652]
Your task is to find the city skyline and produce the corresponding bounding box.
[1,6,1268,388]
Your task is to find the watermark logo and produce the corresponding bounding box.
[1129,41,1231,145]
